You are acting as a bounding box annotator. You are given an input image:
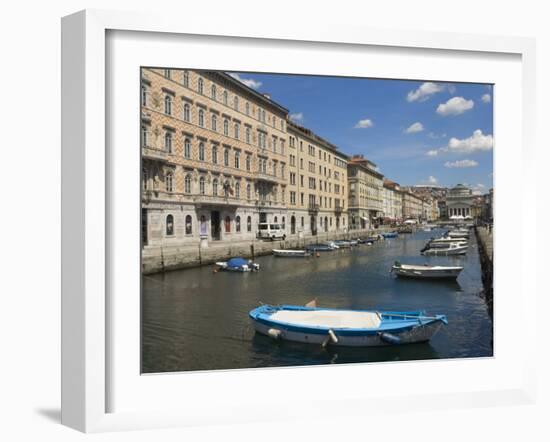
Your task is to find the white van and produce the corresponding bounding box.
[257,223,286,240]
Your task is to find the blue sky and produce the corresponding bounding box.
[231,72,493,193]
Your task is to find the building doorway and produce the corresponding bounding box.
[290,216,296,234]
[211,210,221,240]
[310,216,317,235]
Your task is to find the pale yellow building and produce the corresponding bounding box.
[287,121,349,235]
[348,155,384,229]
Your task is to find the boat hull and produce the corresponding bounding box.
[422,247,467,256]
[272,249,311,257]
[392,267,462,279]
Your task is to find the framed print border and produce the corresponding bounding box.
[61,9,537,433]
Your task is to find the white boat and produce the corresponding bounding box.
[427,239,467,249]
[272,249,311,257]
[421,243,468,256]
[391,261,463,279]
[431,236,468,243]
[448,230,470,238]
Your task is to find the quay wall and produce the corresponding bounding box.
[475,226,494,319]
[142,228,393,274]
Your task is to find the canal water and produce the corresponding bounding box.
[142,228,493,373]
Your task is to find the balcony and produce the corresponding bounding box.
[334,204,344,214]
[193,194,248,207]
[308,203,320,213]
[142,145,168,162]
[255,199,286,209]
[256,171,282,184]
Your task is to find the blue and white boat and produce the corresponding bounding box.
[307,243,337,252]
[215,257,260,272]
[381,231,398,239]
[249,304,448,347]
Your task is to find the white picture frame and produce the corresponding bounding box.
[61,9,537,433]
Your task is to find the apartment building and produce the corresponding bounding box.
[347,155,384,229]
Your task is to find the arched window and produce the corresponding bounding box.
[224,216,231,233]
[282,216,285,227]
[200,215,207,235]
[262,110,266,122]
[224,149,229,166]
[164,131,172,153]
[235,216,241,232]
[246,183,251,200]
[223,119,229,136]
[198,78,204,94]
[165,172,173,192]
[246,155,251,171]
[301,217,304,228]
[199,142,205,161]
[183,70,189,87]
[235,182,240,198]
[234,152,240,169]
[223,90,228,105]
[246,126,251,144]
[164,95,172,115]
[234,123,240,139]
[166,214,174,236]
[184,138,191,158]
[211,114,217,131]
[234,96,239,110]
[198,109,204,127]
[212,145,218,164]
[183,103,190,122]
[291,216,296,234]
[212,178,218,196]
[245,102,250,115]
[199,177,205,195]
[185,215,192,235]
[274,216,278,223]
[184,174,191,193]
[211,84,216,99]
[247,216,252,232]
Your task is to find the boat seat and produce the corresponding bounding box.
[270,310,382,329]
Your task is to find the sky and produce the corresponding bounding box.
[230,72,493,193]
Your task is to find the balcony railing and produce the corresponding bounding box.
[334,204,344,213]
[255,199,286,209]
[256,171,282,183]
[142,190,257,207]
[141,145,168,162]
[308,203,320,213]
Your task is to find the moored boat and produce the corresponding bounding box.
[333,240,352,248]
[249,304,448,347]
[272,249,311,257]
[306,243,336,252]
[381,231,398,239]
[421,243,468,256]
[390,261,463,279]
[215,257,260,272]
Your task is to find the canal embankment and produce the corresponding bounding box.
[475,225,493,319]
[142,227,398,274]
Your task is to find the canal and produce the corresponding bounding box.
[142,228,493,373]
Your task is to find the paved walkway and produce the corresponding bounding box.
[476,226,493,260]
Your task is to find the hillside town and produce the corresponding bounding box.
[140,68,493,273]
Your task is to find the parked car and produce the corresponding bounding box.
[257,223,286,240]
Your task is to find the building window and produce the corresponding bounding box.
[198,109,204,127]
[185,215,192,235]
[223,90,228,105]
[274,216,278,223]
[211,84,216,99]
[245,102,250,115]
[211,114,217,131]
[183,70,189,87]
[234,96,239,110]
[262,110,266,122]
[236,216,241,232]
[142,168,148,191]
[246,183,251,199]
[141,85,147,106]
[247,216,252,232]
[183,103,190,122]
[234,152,240,169]
[141,125,148,147]
[235,182,240,198]
[165,172,173,192]
[223,119,229,136]
[166,214,174,236]
[246,155,251,171]
[199,142,205,161]
[301,217,304,228]
[257,108,262,120]
[212,145,218,164]
[164,131,172,153]
[184,138,191,158]
[234,123,240,139]
[224,149,229,166]
[164,95,172,115]
[198,78,204,94]
[246,127,251,144]
[212,178,218,196]
[199,177,205,194]
[184,174,191,193]
[224,216,231,233]
[164,69,171,79]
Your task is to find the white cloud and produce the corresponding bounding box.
[405,122,424,134]
[477,183,485,188]
[428,176,438,184]
[436,96,474,116]
[407,82,446,102]
[481,93,491,103]
[229,73,262,90]
[426,149,439,157]
[289,112,304,123]
[444,159,479,168]
[354,118,373,129]
[446,129,493,153]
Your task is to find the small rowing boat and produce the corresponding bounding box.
[390,261,463,279]
[249,304,448,347]
[272,249,311,257]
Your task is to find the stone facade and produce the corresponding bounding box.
[446,183,475,218]
[382,180,403,220]
[348,155,384,229]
